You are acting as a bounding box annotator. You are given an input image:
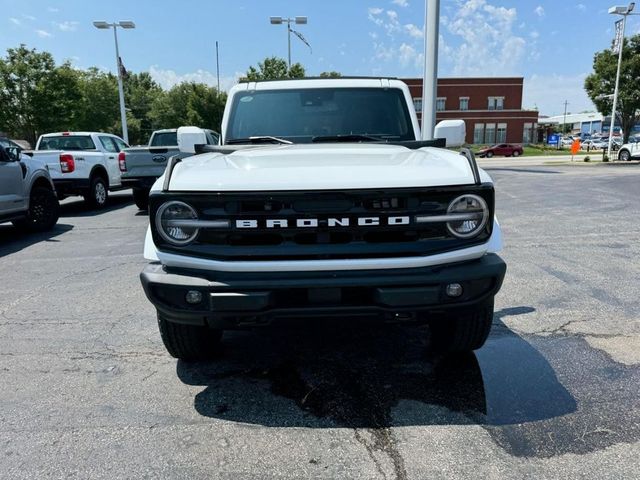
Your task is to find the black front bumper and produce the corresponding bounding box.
[140,254,506,329]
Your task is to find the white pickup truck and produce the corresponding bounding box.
[25,132,129,208]
[140,78,506,361]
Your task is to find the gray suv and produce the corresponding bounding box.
[0,139,59,232]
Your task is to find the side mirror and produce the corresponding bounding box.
[434,119,466,148]
[4,146,21,161]
[177,126,207,154]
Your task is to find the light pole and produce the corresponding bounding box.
[93,20,136,145]
[270,16,308,69]
[606,3,637,160]
[421,0,440,140]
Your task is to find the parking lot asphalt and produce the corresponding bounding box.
[1,164,639,479]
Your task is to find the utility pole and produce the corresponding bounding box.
[215,41,220,92]
[562,100,569,135]
[421,0,440,140]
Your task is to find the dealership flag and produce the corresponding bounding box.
[612,19,624,54]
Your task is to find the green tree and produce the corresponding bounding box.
[0,45,81,144]
[585,34,640,143]
[73,67,119,134]
[245,56,306,81]
[319,71,342,78]
[124,72,163,144]
[150,82,227,132]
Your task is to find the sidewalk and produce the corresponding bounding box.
[476,155,639,168]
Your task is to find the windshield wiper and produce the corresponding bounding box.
[311,134,389,143]
[226,136,292,145]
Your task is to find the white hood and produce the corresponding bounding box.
[161,144,489,192]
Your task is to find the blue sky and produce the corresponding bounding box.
[2,0,639,115]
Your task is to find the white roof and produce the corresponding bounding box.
[230,78,406,93]
[542,112,603,124]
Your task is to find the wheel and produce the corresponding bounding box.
[84,175,108,208]
[486,151,494,158]
[428,300,494,353]
[12,186,59,232]
[512,150,520,157]
[157,314,222,361]
[132,188,150,210]
[618,150,631,162]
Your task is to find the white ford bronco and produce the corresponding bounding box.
[140,78,506,361]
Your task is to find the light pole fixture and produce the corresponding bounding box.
[606,2,637,159]
[93,20,136,145]
[270,16,309,69]
[421,0,440,140]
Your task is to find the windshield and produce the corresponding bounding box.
[226,87,415,144]
[150,132,178,147]
[38,135,96,151]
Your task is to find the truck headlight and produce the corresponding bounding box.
[446,194,489,239]
[155,201,199,245]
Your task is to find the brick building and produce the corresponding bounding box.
[402,77,539,145]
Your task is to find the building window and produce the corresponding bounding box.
[413,97,422,113]
[484,123,496,144]
[473,123,484,144]
[523,122,533,144]
[488,96,504,111]
[436,97,446,111]
[496,123,507,143]
[459,97,469,111]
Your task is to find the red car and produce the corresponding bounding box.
[477,143,523,158]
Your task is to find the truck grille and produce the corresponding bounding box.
[150,186,494,261]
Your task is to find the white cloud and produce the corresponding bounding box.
[530,30,539,39]
[35,29,52,38]
[398,43,423,68]
[10,17,21,26]
[148,65,241,92]
[534,5,545,17]
[22,14,36,21]
[53,21,78,32]
[523,73,595,115]
[404,23,423,38]
[392,0,409,7]
[47,7,59,12]
[440,0,528,76]
[577,3,586,11]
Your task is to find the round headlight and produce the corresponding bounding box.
[155,201,199,245]
[446,194,489,239]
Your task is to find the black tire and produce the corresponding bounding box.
[618,150,631,162]
[486,151,494,158]
[132,188,150,210]
[428,300,494,353]
[12,186,59,232]
[157,314,222,361]
[84,175,108,209]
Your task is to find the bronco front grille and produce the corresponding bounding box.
[150,185,495,261]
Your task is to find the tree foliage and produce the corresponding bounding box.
[245,56,306,81]
[0,45,81,144]
[0,45,228,146]
[585,34,640,142]
[150,83,227,132]
[319,71,342,78]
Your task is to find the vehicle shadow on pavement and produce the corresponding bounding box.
[0,223,73,257]
[59,193,134,218]
[177,307,576,433]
